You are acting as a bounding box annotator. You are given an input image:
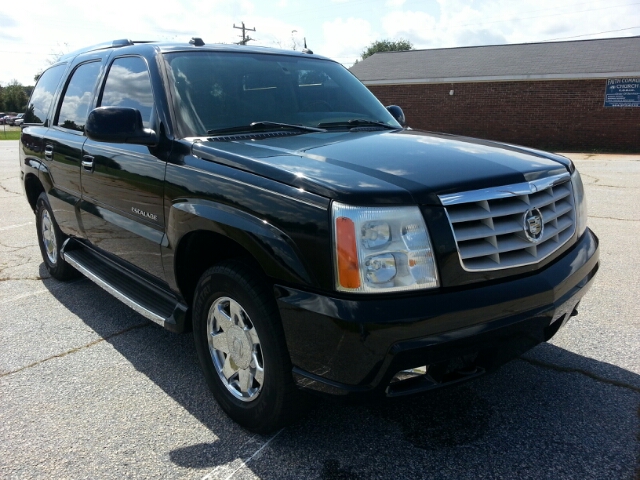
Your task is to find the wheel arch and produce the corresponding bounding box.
[174,229,264,307]
[168,200,317,307]
[24,173,45,212]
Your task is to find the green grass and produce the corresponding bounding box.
[0,131,20,140]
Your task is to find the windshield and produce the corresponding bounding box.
[163,51,400,137]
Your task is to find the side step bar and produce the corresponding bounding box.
[62,241,188,333]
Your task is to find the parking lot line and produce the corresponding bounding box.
[0,278,86,305]
[0,222,33,231]
[201,428,284,480]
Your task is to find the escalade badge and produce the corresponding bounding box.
[523,208,544,243]
[131,207,158,221]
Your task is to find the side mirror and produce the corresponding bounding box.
[85,107,158,146]
[386,105,406,127]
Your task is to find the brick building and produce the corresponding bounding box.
[350,36,640,152]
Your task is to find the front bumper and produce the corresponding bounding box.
[275,229,599,398]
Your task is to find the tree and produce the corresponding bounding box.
[361,39,413,61]
[35,42,70,83]
[3,80,29,112]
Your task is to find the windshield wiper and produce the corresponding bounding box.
[208,121,326,135]
[317,119,399,130]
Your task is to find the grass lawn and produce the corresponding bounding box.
[0,130,20,140]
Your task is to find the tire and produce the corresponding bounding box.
[192,260,305,433]
[35,193,77,281]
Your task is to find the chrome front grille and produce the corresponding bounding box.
[439,173,576,271]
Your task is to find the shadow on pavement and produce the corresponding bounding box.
[43,271,640,479]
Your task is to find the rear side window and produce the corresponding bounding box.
[100,57,154,128]
[56,61,102,132]
[24,64,66,124]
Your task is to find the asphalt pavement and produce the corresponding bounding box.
[1,141,638,479]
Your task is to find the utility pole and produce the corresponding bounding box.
[233,22,256,45]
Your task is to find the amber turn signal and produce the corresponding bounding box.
[335,216,361,288]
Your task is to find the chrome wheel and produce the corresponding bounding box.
[194,261,305,432]
[207,296,265,402]
[41,209,57,265]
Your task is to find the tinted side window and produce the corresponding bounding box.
[24,64,66,124]
[100,57,154,128]
[57,61,101,132]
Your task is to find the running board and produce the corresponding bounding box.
[62,242,188,333]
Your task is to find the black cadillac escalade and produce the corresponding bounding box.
[19,38,599,433]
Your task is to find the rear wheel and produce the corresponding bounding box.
[35,193,77,280]
[192,260,305,433]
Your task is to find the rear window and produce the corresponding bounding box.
[24,64,66,125]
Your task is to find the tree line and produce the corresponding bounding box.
[358,39,413,63]
[0,82,33,113]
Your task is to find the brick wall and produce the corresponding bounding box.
[368,80,640,152]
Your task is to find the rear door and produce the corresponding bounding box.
[79,55,167,280]
[44,56,105,237]
[21,63,67,194]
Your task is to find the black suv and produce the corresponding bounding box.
[20,38,599,432]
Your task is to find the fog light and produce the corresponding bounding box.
[390,365,429,383]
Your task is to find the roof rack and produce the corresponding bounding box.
[110,39,134,47]
[58,39,157,62]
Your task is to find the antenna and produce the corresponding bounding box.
[302,38,313,55]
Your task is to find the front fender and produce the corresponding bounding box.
[167,199,318,287]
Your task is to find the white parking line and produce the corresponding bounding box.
[0,222,33,232]
[201,429,284,480]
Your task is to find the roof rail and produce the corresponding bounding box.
[58,39,137,62]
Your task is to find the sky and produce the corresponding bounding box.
[1,0,639,86]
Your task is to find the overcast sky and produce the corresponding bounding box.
[1,0,639,86]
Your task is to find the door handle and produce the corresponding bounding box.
[81,155,95,172]
[44,145,53,160]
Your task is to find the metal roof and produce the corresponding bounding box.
[349,36,640,85]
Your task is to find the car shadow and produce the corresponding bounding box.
[42,270,640,479]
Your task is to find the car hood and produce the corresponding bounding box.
[191,129,571,205]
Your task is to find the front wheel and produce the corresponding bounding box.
[192,260,305,433]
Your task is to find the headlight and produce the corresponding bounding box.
[571,168,587,238]
[332,202,439,293]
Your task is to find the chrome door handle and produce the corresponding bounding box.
[82,155,94,172]
[44,145,53,160]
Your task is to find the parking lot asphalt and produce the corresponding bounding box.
[0,141,638,479]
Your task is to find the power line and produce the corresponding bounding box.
[454,1,640,29]
[0,51,47,55]
[541,26,640,41]
[235,0,640,30]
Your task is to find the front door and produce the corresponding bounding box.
[79,56,167,280]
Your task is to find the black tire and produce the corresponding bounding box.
[192,260,305,433]
[35,193,77,281]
